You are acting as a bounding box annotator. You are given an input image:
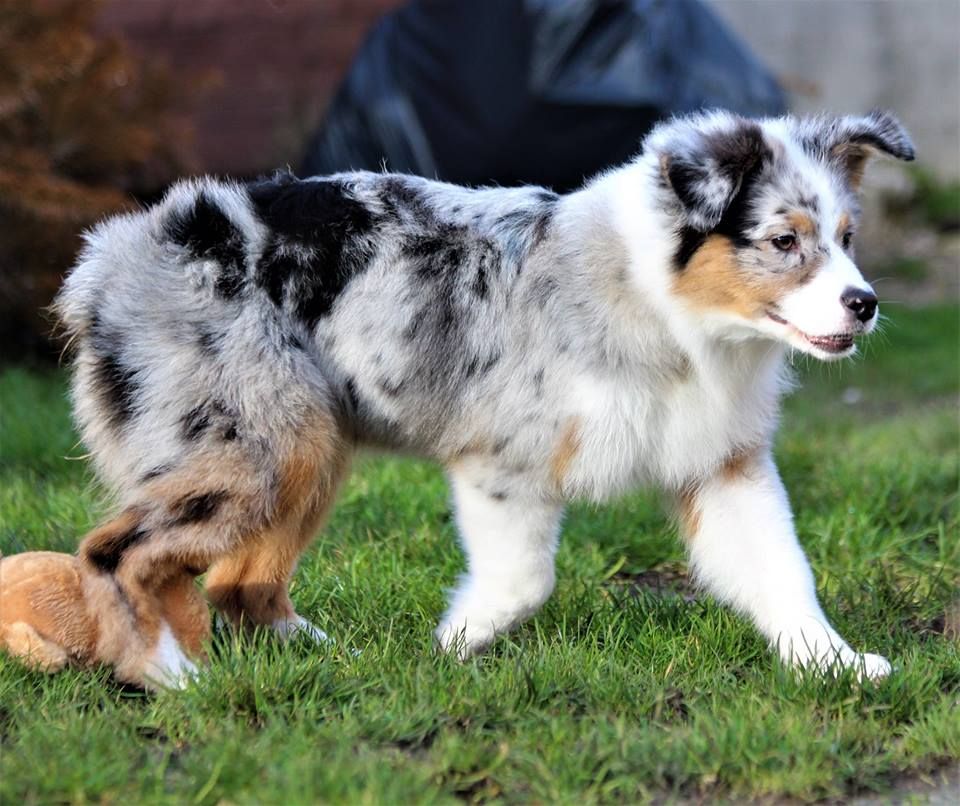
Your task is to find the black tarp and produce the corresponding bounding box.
[303,0,786,192]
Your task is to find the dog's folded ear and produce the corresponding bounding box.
[649,113,773,233]
[800,109,915,189]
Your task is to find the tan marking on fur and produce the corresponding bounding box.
[75,405,350,666]
[787,211,816,237]
[276,410,348,516]
[673,236,758,318]
[446,436,494,463]
[205,523,303,628]
[836,212,853,241]
[721,445,761,482]
[206,496,340,628]
[673,234,822,318]
[206,409,350,629]
[550,417,582,490]
[675,485,702,540]
[831,143,868,189]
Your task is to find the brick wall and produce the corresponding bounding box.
[97,0,404,177]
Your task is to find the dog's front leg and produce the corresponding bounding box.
[436,463,564,659]
[679,449,891,680]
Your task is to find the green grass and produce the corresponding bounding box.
[885,167,960,232]
[1,305,958,804]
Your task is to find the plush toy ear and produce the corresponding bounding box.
[653,115,773,233]
[812,109,915,189]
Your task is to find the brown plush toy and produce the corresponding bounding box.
[0,551,210,690]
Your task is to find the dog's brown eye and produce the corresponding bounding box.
[772,234,796,251]
[841,231,853,249]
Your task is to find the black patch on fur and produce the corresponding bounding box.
[532,208,553,246]
[464,352,500,379]
[490,491,508,501]
[196,326,220,356]
[665,161,707,217]
[405,231,466,279]
[798,112,915,165]
[250,175,378,327]
[712,159,765,249]
[165,193,246,299]
[403,227,470,346]
[181,404,210,441]
[668,121,770,236]
[847,132,900,157]
[88,316,139,429]
[673,226,708,270]
[95,351,138,427]
[672,133,772,268]
[171,491,227,526]
[472,261,489,298]
[141,464,172,482]
[255,241,301,309]
[180,400,237,442]
[494,203,556,254]
[281,331,305,352]
[379,177,436,226]
[85,526,148,573]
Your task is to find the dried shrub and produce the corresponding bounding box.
[0,0,193,361]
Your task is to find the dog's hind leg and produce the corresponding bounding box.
[436,460,564,658]
[205,507,342,642]
[204,410,350,642]
[79,406,349,687]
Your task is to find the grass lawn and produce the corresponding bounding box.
[1,305,957,804]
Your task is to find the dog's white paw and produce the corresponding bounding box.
[272,614,331,644]
[777,618,891,681]
[854,652,892,681]
[435,617,496,661]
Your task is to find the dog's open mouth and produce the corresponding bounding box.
[766,312,855,354]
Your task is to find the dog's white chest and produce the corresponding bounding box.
[561,355,781,498]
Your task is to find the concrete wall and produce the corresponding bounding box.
[709,0,960,178]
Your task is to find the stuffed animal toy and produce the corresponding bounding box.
[0,551,209,690]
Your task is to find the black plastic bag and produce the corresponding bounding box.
[302,0,786,192]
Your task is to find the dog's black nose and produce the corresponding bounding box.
[841,288,878,322]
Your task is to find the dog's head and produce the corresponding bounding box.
[648,110,914,359]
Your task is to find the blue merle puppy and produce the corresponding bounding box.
[55,110,914,687]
